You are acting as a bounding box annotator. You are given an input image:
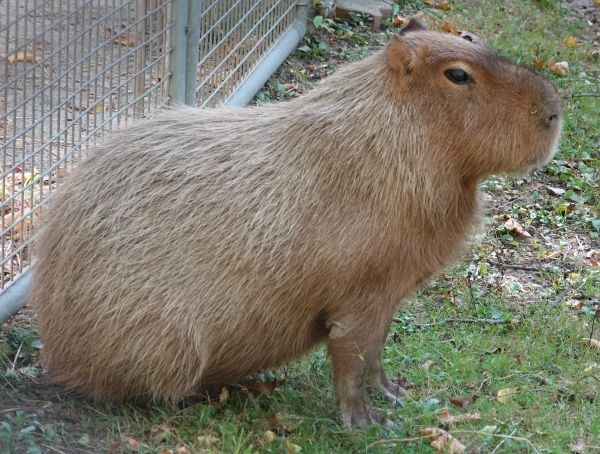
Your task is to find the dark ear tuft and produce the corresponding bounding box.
[399,16,427,35]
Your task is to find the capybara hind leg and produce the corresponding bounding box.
[368,360,406,405]
[328,339,387,428]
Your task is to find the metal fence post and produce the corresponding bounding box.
[169,0,189,104]
[185,0,202,106]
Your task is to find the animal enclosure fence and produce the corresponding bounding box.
[0,0,308,318]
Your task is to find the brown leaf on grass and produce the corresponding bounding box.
[392,15,407,26]
[548,57,569,76]
[582,338,600,350]
[243,378,284,396]
[504,218,531,238]
[438,408,482,424]
[440,21,459,35]
[259,415,280,431]
[419,428,466,453]
[586,250,600,260]
[563,36,578,47]
[176,448,190,454]
[158,450,174,454]
[449,395,478,408]
[122,437,140,451]
[424,0,452,10]
[532,57,545,70]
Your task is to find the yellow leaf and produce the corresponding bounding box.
[440,21,460,35]
[263,430,277,444]
[582,338,600,350]
[6,50,42,64]
[219,386,229,403]
[563,36,577,47]
[287,441,302,453]
[497,387,519,403]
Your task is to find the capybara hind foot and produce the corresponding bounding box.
[340,395,388,429]
[369,367,406,405]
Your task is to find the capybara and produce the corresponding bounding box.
[31,18,562,427]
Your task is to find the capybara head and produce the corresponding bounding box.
[31,18,563,430]
[385,18,562,181]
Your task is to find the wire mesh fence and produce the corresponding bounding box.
[0,0,306,296]
[0,0,173,290]
[197,0,298,107]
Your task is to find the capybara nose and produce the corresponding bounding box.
[545,113,559,129]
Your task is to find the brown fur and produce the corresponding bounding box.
[31,24,562,427]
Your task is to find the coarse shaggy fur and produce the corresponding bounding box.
[31,22,563,427]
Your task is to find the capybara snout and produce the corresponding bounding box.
[32,17,562,428]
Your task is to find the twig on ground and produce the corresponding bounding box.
[10,343,22,372]
[487,260,541,273]
[366,435,429,449]
[450,430,541,454]
[395,317,511,327]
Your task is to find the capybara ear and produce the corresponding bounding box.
[399,16,427,35]
[386,34,415,73]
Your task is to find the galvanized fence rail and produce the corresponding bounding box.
[0,0,309,321]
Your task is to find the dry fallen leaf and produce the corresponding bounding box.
[159,450,174,454]
[219,386,229,403]
[547,186,566,196]
[438,408,482,424]
[263,430,277,444]
[420,428,466,453]
[6,50,42,64]
[176,447,190,454]
[420,360,434,371]
[497,387,519,403]
[586,250,600,260]
[243,379,283,396]
[122,437,140,451]
[392,15,407,26]
[504,218,531,238]
[548,57,569,76]
[424,0,452,10]
[287,441,302,453]
[197,435,219,446]
[582,338,600,350]
[532,57,545,70]
[440,21,459,35]
[563,36,577,47]
[449,395,478,408]
[570,438,586,453]
[541,250,561,260]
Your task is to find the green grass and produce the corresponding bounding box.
[1,1,598,452]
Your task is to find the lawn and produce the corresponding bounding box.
[1,1,599,453]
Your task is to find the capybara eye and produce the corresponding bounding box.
[444,68,472,85]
